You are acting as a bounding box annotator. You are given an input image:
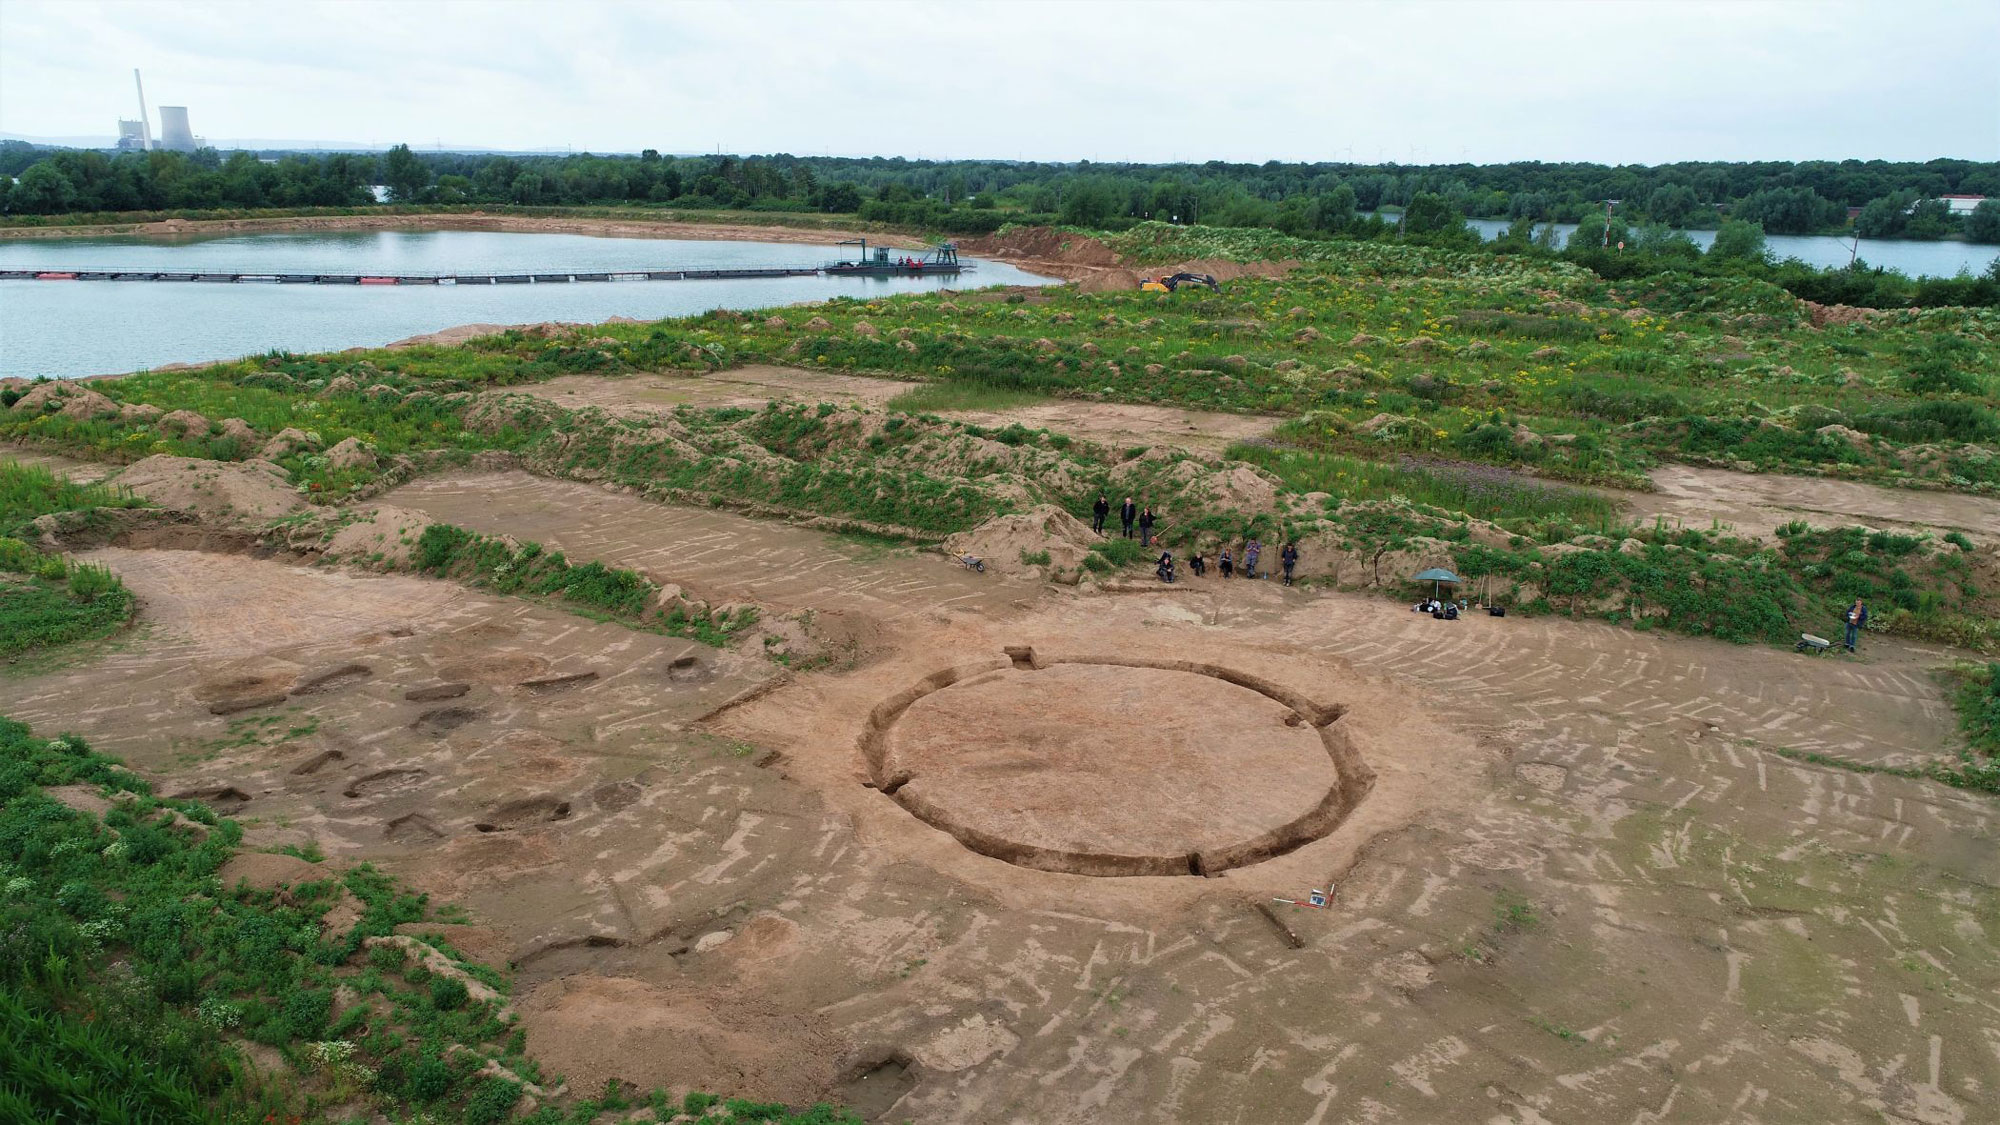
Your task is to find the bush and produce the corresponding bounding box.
[429,975,470,1011]
[280,986,331,1039]
[463,1077,523,1125]
[1089,537,1149,569]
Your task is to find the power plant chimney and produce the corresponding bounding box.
[133,69,152,150]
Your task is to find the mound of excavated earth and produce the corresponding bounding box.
[115,455,304,521]
[940,504,1097,577]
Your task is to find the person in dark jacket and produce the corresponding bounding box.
[1120,497,1138,538]
[1091,495,1110,535]
[1844,599,1868,652]
[1156,551,1175,583]
[1219,547,1234,578]
[1139,506,1156,547]
[1189,551,1206,577]
[1280,542,1299,586]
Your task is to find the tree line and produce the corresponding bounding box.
[4,141,1997,243]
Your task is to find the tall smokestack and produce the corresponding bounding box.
[133,69,152,151]
[158,106,195,152]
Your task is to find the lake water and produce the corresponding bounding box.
[1457,217,1999,277]
[0,230,1054,380]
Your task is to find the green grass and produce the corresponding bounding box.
[886,382,1052,414]
[1494,890,1539,932]
[0,578,135,658]
[1954,662,2000,754]
[0,542,136,658]
[410,523,756,647]
[1772,742,1999,796]
[8,220,1998,497]
[2,220,1990,659]
[1229,444,1626,529]
[0,459,145,536]
[0,715,865,1124]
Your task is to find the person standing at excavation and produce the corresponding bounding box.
[1139,506,1156,547]
[1844,598,1869,653]
[1091,494,1111,535]
[1120,497,1137,539]
[1281,542,1299,586]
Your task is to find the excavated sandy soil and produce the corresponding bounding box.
[6,461,1996,1122]
[874,659,1360,876]
[1613,463,2000,543]
[514,368,1279,454]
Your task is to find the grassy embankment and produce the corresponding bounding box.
[0,716,862,1122]
[0,461,145,659]
[408,523,757,647]
[2,222,1993,655]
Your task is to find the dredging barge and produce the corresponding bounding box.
[821,240,962,276]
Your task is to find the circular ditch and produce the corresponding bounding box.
[860,651,1372,877]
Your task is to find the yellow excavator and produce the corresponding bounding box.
[1140,271,1221,293]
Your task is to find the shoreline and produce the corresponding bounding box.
[0,211,931,248]
[2,218,1054,382]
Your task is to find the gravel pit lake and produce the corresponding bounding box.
[0,229,1056,379]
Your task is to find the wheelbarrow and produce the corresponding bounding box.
[1795,633,1832,655]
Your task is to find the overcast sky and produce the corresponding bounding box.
[2,0,1995,164]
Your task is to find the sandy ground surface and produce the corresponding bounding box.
[4,528,1991,1123]
[4,442,1996,1122]
[517,368,1280,455]
[1613,463,2000,543]
[883,662,1342,861]
[0,213,928,248]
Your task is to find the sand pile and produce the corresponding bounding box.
[115,455,305,522]
[1170,257,1301,283]
[386,322,581,349]
[8,382,121,420]
[941,505,1097,577]
[320,505,436,567]
[961,226,1122,267]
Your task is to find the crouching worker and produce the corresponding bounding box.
[1156,551,1176,583]
[1189,552,1206,577]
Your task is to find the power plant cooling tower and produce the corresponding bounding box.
[158,106,196,152]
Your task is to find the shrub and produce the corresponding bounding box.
[280,987,331,1040]
[463,1076,523,1125]
[429,975,470,1011]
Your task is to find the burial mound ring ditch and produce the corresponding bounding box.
[859,648,1374,877]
